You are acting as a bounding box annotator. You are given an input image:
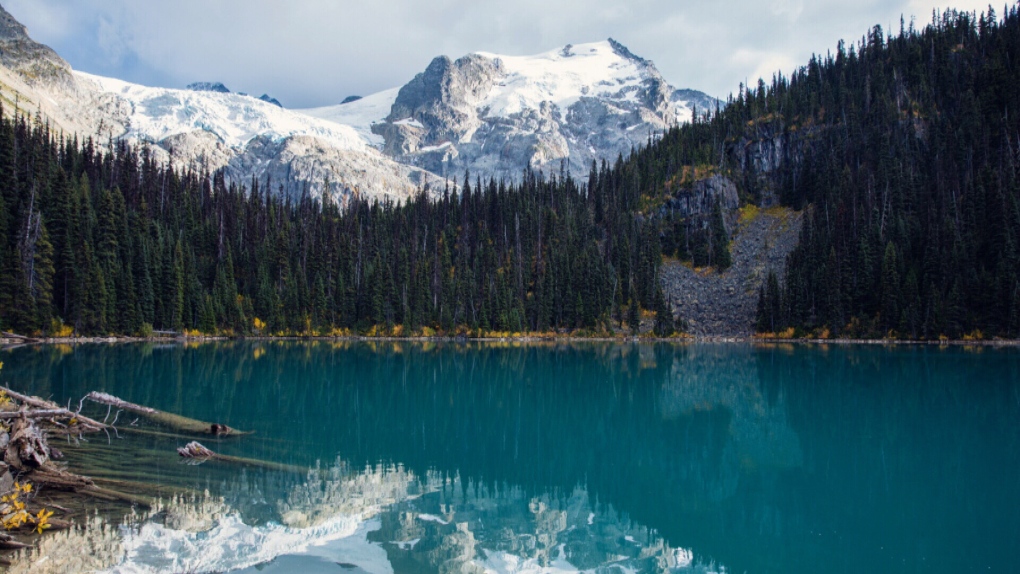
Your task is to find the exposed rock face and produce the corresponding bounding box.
[378,53,503,158]
[186,81,230,93]
[727,124,819,206]
[316,39,721,181]
[663,174,740,217]
[221,135,436,207]
[0,5,72,89]
[257,94,282,107]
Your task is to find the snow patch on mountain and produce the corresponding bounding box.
[473,40,649,121]
[301,87,400,148]
[78,71,368,153]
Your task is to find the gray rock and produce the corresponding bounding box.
[186,82,230,93]
[663,174,739,217]
[258,94,283,107]
[0,469,11,494]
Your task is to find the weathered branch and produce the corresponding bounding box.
[1,387,107,431]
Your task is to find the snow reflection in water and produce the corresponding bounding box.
[10,459,723,574]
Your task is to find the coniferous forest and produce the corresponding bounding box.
[1,7,1019,339]
[0,117,678,337]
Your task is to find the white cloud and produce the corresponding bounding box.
[770,0,805,20]
[94,15,129,63]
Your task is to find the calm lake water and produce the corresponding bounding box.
[1,341,1018,573]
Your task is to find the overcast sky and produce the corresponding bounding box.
[3,0,1001,109]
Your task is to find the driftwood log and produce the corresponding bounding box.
[177,441,304,473]
[0,332,35,343]
[86,392,248,436]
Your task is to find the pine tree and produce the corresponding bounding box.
[652,284,675,336]
[881,242,900,331]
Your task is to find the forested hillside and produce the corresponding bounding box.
[648,6,1020,339]
[745,8,1020,338]
[0,114,688,337]
[1,7,1017,340]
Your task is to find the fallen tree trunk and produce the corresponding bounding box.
[0,410,83,419]
[78,485,152,507]
[177,441,304,473]
[85,392,249,436]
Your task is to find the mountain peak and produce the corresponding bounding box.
[0,4,29,41]
[258,94,283,107]
[607,38,650,66]
[0,3,71,86]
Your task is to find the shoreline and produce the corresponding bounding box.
[2,334,1018,348]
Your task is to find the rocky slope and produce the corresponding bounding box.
[302,39,719,181]
[0,5,440,204]
[661,207,803,337]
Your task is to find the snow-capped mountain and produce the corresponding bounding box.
[0,3,719,200]
[301,39,720,181]
[0,4,441,204]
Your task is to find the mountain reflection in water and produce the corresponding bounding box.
[1,341,1017,573]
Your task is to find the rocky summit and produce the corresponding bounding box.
[0,4,71,89]
[302,39,719,182]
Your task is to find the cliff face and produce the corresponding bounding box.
[726,121,822,207]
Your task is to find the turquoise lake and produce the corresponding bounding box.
[0,341,1018,573]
